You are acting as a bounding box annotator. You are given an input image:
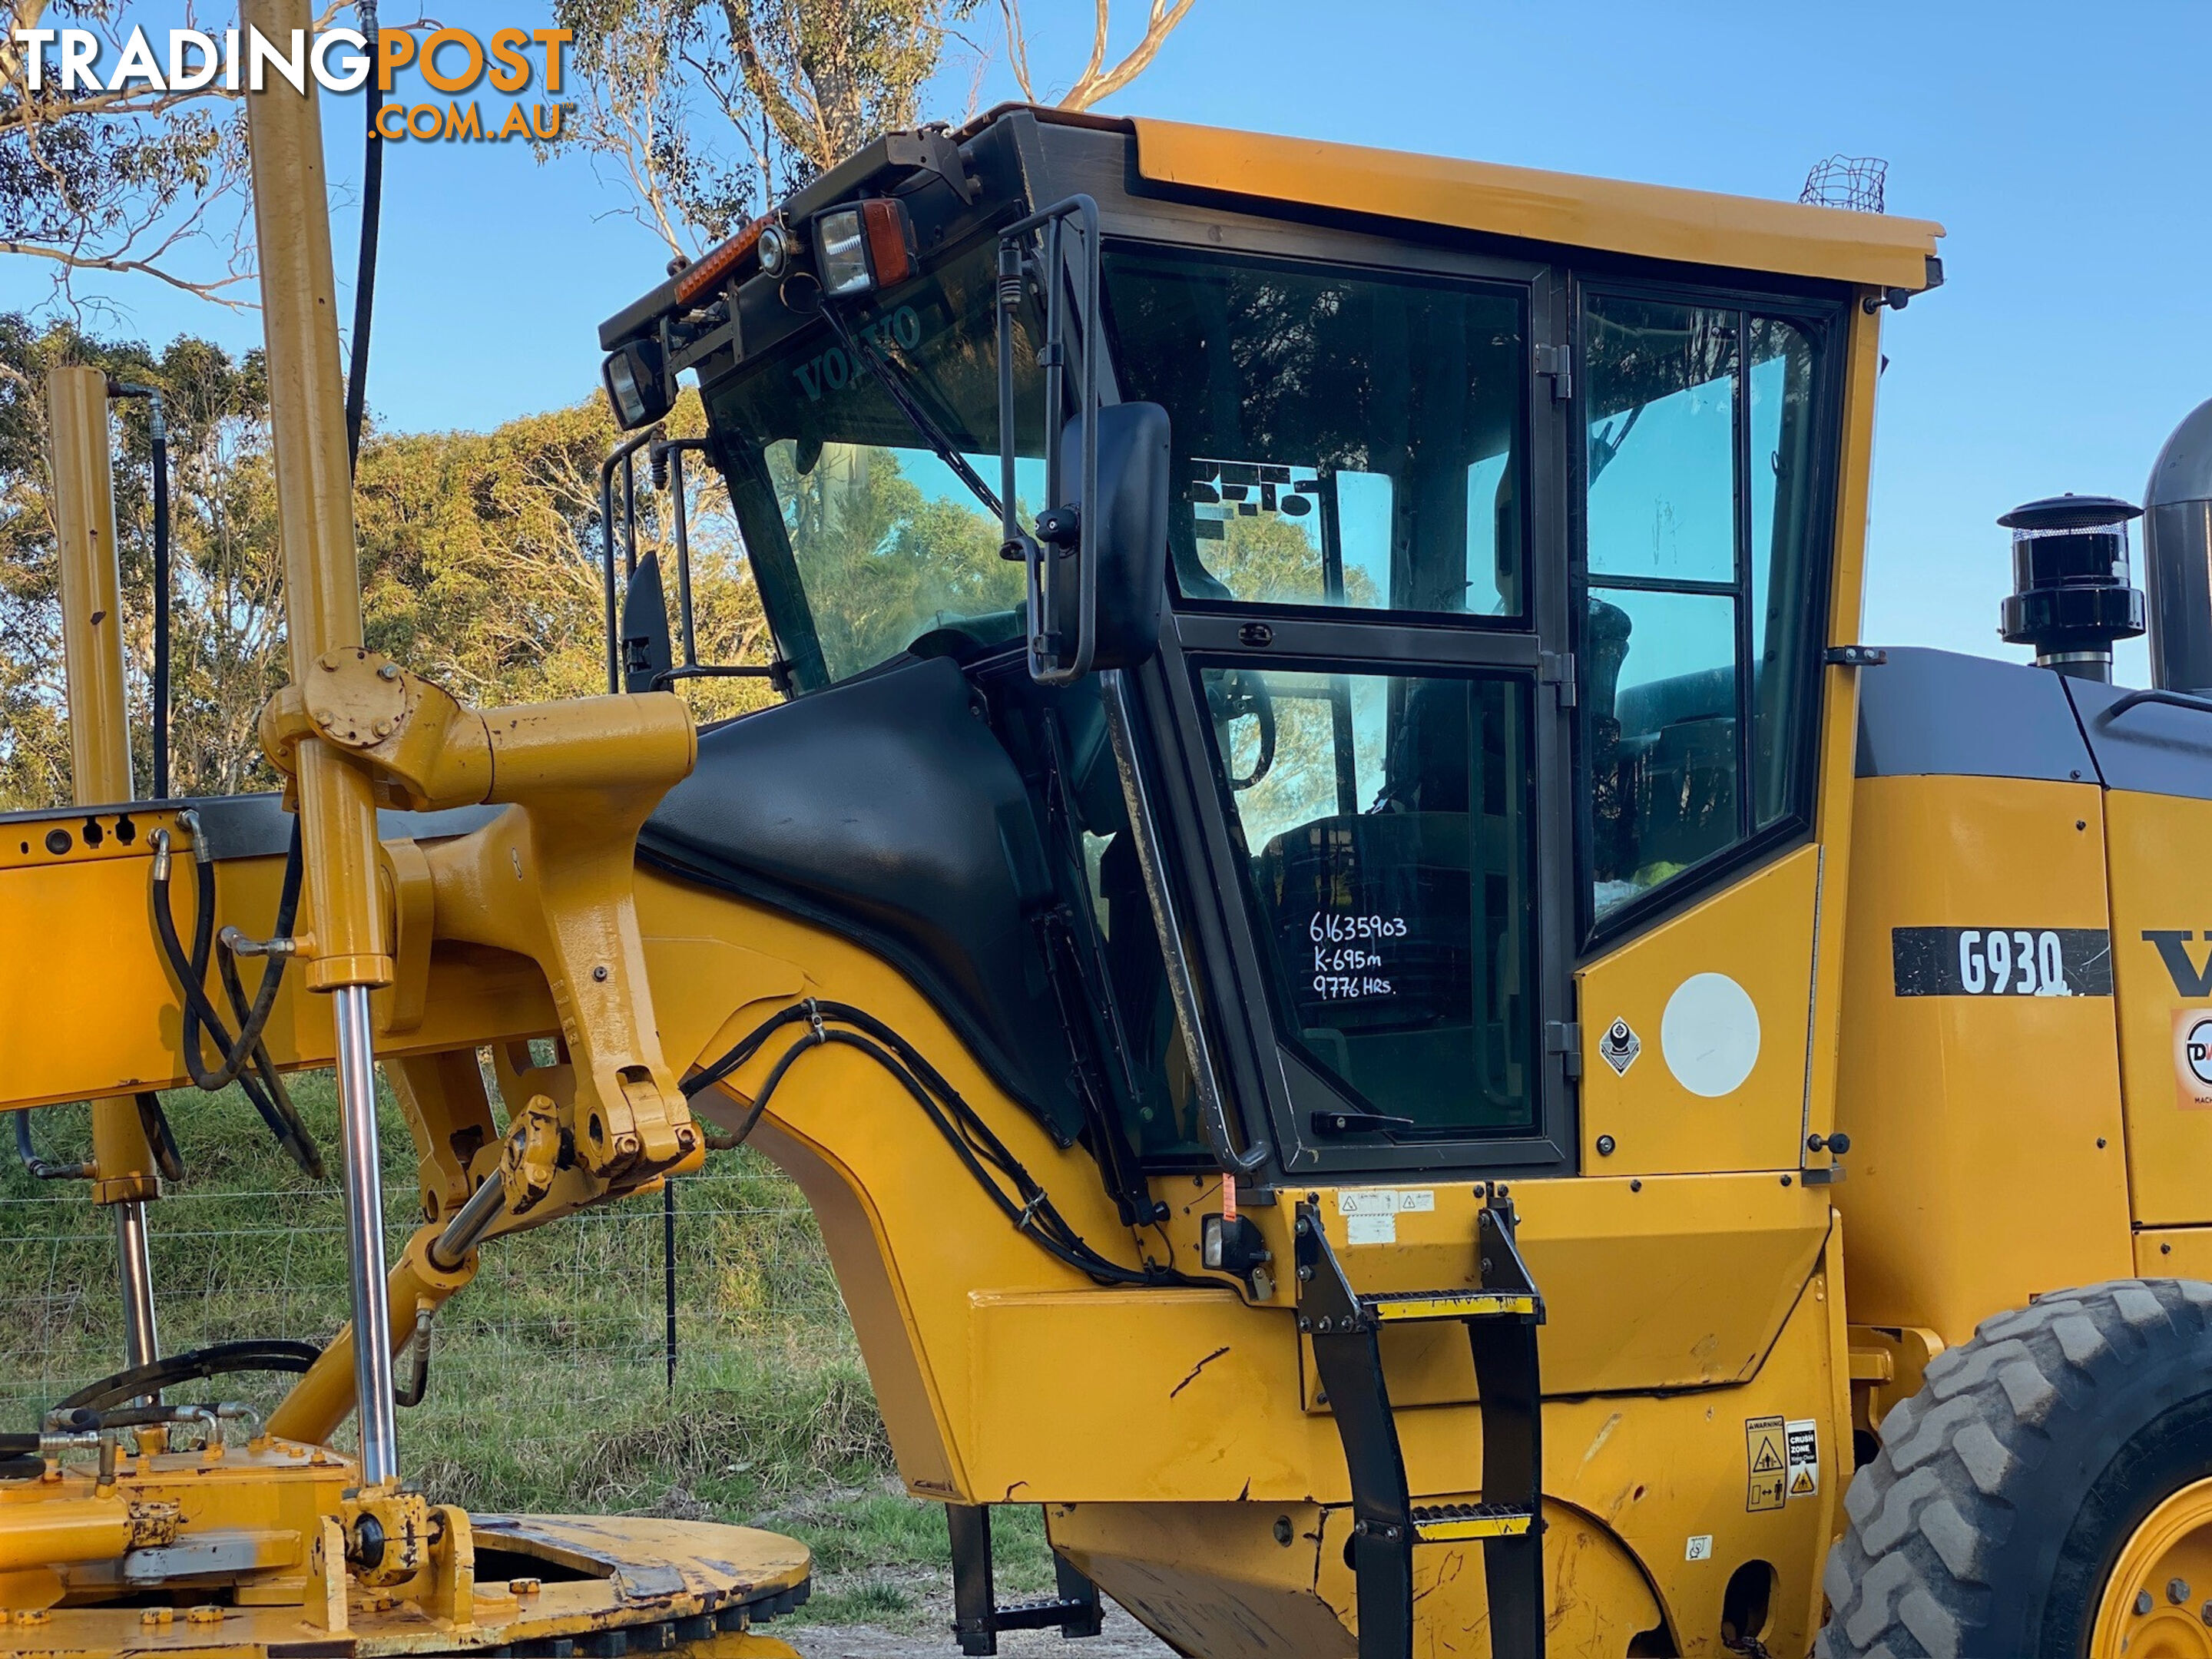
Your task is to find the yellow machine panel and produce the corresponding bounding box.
[2105,786,2212,1226]
[1833,772,2134,1343]
[1576,846,1821,1178]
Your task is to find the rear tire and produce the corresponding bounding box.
[1819,1279,2212,1658]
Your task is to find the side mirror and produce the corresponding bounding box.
[1055,402,1168,674]
[620,551,674,691]
[998,194,1167,684]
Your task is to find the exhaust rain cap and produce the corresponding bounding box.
[1997,493,2144,683]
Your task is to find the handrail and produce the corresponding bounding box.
[2097,686,2212,723]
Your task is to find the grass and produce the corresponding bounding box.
[1,1071,1052,1628]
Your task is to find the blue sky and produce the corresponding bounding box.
[10,0,2210,680]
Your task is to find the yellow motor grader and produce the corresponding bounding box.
[14,7,2212,1653]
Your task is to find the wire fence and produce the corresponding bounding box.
[1,1079,882,1515]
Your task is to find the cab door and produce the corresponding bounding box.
[1566,283,1849,1178]
[1095,230,1579,1181]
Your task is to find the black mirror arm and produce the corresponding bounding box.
[998,195,1100,686]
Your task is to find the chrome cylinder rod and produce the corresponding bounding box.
[114,1200,160,1378]
[333,984,397,1485]
[429,1156,510,1272]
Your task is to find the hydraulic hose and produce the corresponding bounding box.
[686,999,1209,1290]
[13,1098,180,1184]
[14,1112,91,1181]
[157,827,297,1087]
[343,0,382,474]
[150,415,170,797]
[55,1339,322,1414]
[135,1093,184,1182]
[148,824,323,1176]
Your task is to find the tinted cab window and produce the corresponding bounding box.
[1104,246,1528,618]
[1581,294,1826,930]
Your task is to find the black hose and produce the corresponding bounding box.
[149,826,323,1177]
[214,934,321,1179]
[55,1339,323,1413]
[158,832,300,1092]
[12,1098,179,1185]
[343,0,382,474]
[13,1111,91,1181]
[150,419,170,798]
[134,1092,184,1184]
[103,382,170,796]
[686,1000,1208,1290]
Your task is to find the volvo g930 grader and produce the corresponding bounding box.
[12,3,2212,1653]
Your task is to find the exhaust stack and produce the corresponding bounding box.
[2145,398,2212,693]
[1997,494,2145,683]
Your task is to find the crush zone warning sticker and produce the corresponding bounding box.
[1745,1415,1820,1511]
[1786,1419,1820,1498]
[1745,1416,1786,1512]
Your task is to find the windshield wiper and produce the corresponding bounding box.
[817,301,1005,522]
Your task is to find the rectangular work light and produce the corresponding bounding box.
[811,198,915,298]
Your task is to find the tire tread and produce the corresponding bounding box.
[1819,1279,2210,1658]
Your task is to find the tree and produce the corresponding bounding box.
[768,437,1018,679]
[1000,0,1194,113]
[352,387,780,723]
[550,0,1199,258]
[2,314,296,803]
[0,314,784,813]
[1,0,263,312]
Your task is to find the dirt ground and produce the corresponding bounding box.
[787,1602,1176,1657]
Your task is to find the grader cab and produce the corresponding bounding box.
[17,18,2212,1655]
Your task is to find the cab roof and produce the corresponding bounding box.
[600,106,1945,354]
[1126,116,1944,293]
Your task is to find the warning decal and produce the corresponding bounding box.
[1336,1188,1436,1247]
[1745,1416,1786,1512]
[1786,1419,1820,1498]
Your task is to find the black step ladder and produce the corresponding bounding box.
[1295,1190,1545,1659]
[947,1503,1105,1655]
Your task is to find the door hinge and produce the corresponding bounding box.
[1534,343,1573,402]
[1544,1020,1582,1081]
[1539,651,1578,708]
[1823,644,1888,667]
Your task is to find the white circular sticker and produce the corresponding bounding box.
[1661,973,1761,1098]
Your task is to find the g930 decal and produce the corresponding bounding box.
[1891,928,2113,998]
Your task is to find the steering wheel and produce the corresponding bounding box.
[1214,671,1277,792]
